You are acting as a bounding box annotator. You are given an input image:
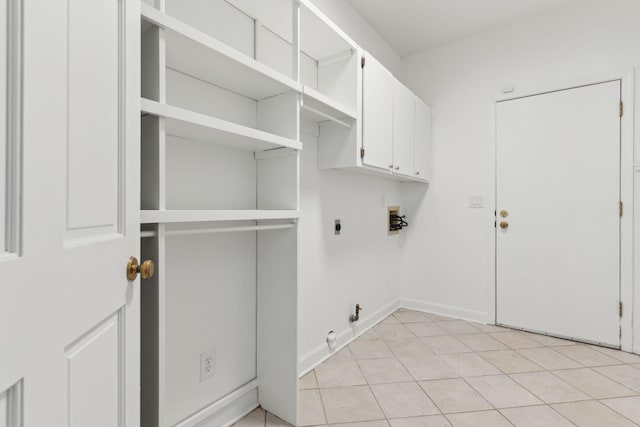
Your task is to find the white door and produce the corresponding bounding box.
[0,0,141,426]
[392,80,415,177]
[414,98,431,179]
[362,51,394,170]
[496,81,621,347]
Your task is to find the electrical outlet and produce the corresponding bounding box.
[200,349,215,381]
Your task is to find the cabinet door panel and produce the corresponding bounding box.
[362,52,393,170]
[393,81,415,177]
[414,98,431,179]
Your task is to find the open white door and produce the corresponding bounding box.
[496,81,621,347]
[0,0,141,425]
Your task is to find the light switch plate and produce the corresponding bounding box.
[469,195,485,208]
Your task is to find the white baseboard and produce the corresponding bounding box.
[175,380,259,427]
[399,297,489,324]
[298,298,401,376]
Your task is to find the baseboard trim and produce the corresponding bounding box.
[399,297,489,324]
[298,298,401,376]
[175,379,259,427]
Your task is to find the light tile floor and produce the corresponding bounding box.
[234,309,640,426]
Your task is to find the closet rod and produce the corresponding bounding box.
[140,223,295,238]
[300,103,352,129]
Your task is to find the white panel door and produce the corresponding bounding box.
[414,98,431,179]
[0,0,141,425]
[392,80,415,177]
[496,81,621,346]
[361,51,393,170]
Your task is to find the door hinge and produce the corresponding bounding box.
[619,201,623,217]
[361,55,365,68]
[619,302,623,317]
[620,101,623,117]
[360,147,365,158]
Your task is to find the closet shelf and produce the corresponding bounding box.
[141,98,302,151]
[301,86,357,128]
[140,209,301,224]
[141,3,301,101]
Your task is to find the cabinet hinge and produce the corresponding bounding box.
[619,302,623,317]
[361,56,365,68]
[494,221,497,228]
[619,201,623,217]
[360,147,365,158]
[619,101,623,117]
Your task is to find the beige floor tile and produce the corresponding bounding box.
[552,368,636,399]
[470,323,508,333]
[357,358,414,384]
[359,328,381,341]
[516,347,583,370]
[445,410,512,427]
[266,412,291,426]
[320,386,384,424]
[376,324,416,339]
[594,364,640,393]
[349,339,395,360]
[439,353,501,377]
[553,345,621,367]
[419,378,491,413]
[424,313,455,322]
[601,396,640,424]
[499,405,574,427]
[510,371,589,403]
[633,364,640,370]
[489,332,542,349]
[300,371,318,390]
[421,336,472,355]
[379,316,401,326]
[315,359,367,388]
[384,337,435,358]
[389,415,452,426]
[233,408,266,426]
[400,356,459,381]
[394,311,432,323]
[331,346,356,361]
[406,322,448,337]
[465,374,542,408]
[478,350,543,374]
[331,421,390,427]
[552,400,637,427]
[435,321,481,335]
[525,333,578,347]
[371,382,440,418]
[299,389,327,426]
[456,334,508,352]
[588,345,640,364]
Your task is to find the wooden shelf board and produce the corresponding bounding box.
[140,210,301,224]
[141,98,302,151]
[141,3,301,101]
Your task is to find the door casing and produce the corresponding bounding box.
[485,70,635,352]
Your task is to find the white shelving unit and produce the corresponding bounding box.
[140,1,305,426]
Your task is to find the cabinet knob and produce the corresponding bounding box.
[395,166,400,170]
[415,171,420,176]
[389,164,393,169]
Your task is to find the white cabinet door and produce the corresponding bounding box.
[392,80,415,177]
[414,98,431,179]
[362,52,393,170]
[0,0,141,425]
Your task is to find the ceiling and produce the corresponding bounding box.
[346,0,583,56]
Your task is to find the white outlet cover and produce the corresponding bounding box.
[469,195,485,208]
[200,348,216,381]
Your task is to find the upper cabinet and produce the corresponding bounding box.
[319,51,431,183]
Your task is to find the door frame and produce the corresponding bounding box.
[485,70,635,352]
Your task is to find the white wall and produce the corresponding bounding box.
[400,0,640,350]
[297,2,405,371]
[309,0,402,77]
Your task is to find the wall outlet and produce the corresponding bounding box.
[469,195,485,208]
[200,349,215,381]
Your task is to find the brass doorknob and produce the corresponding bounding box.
[127,256,155,281]
[499,221,509,229]
[500,210,509,218]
